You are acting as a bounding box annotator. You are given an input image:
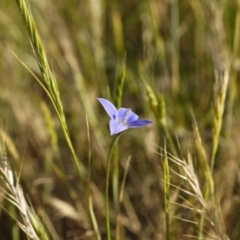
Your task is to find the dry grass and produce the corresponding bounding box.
[0,0,240,239]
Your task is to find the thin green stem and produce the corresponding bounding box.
[86,115,101,240]
[198,183,210,240]
[9,204,19,240]
[160,120,177,157]
[112,146,119,209]
[105,134,121,240]
[113,53,126,210]
[163,143,170,240]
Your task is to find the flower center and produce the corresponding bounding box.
[121,109,131,124]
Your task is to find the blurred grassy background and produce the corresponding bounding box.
[0,0,240,239]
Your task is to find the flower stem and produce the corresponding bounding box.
[112,145,119,209]
[105,134,121,240]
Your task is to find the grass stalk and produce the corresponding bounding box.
[163,142,170,240]
[9,202,19,240]
[86,115,101,240]
[225,0,240,137]
[112,54,126,209]
[199,68,229,240]
[193,118,214,240]
[14,0,83,181]
[170,0,179,95]
[111,5,125,56]
[0,143,49,240]
[116,156,131,240]
[210,68,230,171]
[144,81,177,156]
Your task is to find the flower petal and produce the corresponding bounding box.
[97,98,118,120]
[109,119,128,135]
[117,108,138,123]
[128,120,154,128]
[126,111,139,123]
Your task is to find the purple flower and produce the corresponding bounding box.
[97,98,153,136]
